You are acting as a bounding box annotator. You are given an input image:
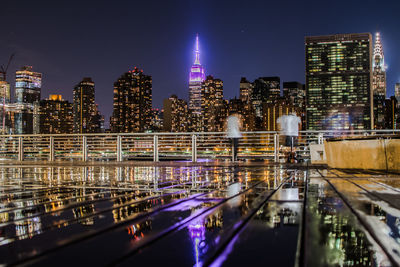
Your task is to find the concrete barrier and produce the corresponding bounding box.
[324,135,400,172]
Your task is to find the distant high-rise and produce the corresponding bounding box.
[263,97,301,131]
[372,33,387,129]
[150,108,163,132]
[14,66,42,134]
[384,96,398,129]
[305,33,373,130]
[395,83,400,109]
[283,82,305,108]
[239,77,256,130]
[201,75,225,132]
[251,77,280,129]
[73,77,103,133]
[189,34,206,131]
[239,77,252,103]
[110,68,152,133]
[0,80,10,104]
[0,78,11,134]
[15,66,41,104]
[283,81,306,127]
[163,95,188,132]
[39,95,73,134]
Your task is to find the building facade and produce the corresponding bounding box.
[251,77,280,130]
[201,75,226,132]
[306,33,373,130]
[384,96,398,129]
[39,95,73,134]
[110,68,152,133]
[73,77,103,133]
[263,97,301,131]
[14,66,42,134]
[188,34,206,131]
[372,33,387,129]
[163,95,189,132]
[283,81,306,127]
[150,108,163,132]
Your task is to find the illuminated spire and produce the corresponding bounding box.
[373,32,385,70]
[194,34,200,65]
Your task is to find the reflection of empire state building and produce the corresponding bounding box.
[189,34,206,131]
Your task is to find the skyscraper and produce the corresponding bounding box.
[263,97,301,131]
[201,75,225,132]
[239,77,256,130]
[150,108,163,132]
[14,66,42,134]
[283,81,306,127]
[110,68,152,133]
[372,33,387,129]
[305,33,373,130]
[73,77,103,133]
[239,77,252,103]
[189,34,206,131]
[163,95,189,132]
[0,77,10,134]
[15,66,41,104]
[0,80,10,104]
[251,77,280,129]
[39,94,73,134]
[395,83,400,110]
[384,96,398,129]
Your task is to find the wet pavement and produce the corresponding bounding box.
[0,162,399,266]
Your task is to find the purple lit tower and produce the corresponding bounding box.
[189,34,206,130]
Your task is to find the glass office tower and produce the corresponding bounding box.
[305,33,373,130]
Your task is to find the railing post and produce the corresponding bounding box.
[318,133,324,145]
[192,134,197,162]
[274,133,279,163]
[153,135,159,162]
[82,135,87,162]
[117,135,122,162]
[49,136,54,161]
[18,136,23,161]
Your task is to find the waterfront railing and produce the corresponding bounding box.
[0,130,398,162]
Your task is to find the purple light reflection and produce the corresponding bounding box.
[188,220,206,267]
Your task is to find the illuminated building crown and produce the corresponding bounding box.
[373,32,385,70]
[189,34,205,83]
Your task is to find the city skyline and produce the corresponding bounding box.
[1,0,400,127]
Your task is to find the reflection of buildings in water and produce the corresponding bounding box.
[125,220,152,241]
[254,202,300,228]
[15,216,42,239]
[363,202,400,245]
[72,204,95,225]
[133,166,156,182]
[189,211,223,267]
[308,184,375,266]
[112,193,174,223]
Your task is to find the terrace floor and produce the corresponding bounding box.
[0,160,399,266]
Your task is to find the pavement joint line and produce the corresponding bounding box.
[324,178,400,267]
[370,181,400,194]
[344,178,400,210]
[296,164,309,267]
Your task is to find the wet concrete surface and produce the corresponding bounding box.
[0,163,399,266]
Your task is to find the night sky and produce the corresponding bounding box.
[1,0,399,127]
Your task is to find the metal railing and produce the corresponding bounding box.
[0,130,398,162]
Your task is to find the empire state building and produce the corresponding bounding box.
[188,34,206,131]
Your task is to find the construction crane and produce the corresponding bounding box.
[0,54,15,134]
